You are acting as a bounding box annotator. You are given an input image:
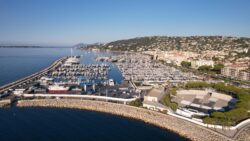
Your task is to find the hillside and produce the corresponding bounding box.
[82,36,250,52]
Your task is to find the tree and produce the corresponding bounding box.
[246,49,250,57]
[202,83,250,126]
[185,81,210,89]
[198,65,212,72]
[211,64,224,74]
[212,56,219,61]
[129,99,143,107]
[170,88,177,96]
[181,61,191,68]
[162,94,178,111]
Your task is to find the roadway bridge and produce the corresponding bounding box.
[0,57,67,96]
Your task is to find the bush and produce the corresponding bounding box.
[185,81,210,89]
[211,64,224,74]
[198,65,212,72]
[162,94,178,111]
[184,82,250,126]
[129,99,143,107]
[170,88,177,96]
[181,61,191,68]
[202,83,250,126]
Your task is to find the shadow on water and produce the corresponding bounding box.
[0,107,189,141]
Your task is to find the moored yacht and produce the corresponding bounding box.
[48,85,69,93]
[64,48,81,66]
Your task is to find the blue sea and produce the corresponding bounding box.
[0,47,187,141]
[0,107,188,141]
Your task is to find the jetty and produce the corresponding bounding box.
[0,57,67,96]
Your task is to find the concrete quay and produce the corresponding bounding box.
[17,99,241,141]
[0,99,11,107]
[234,127,250,141]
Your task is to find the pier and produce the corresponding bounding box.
[0,57,67,96]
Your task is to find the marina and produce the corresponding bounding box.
[106,53,200,84]
[0,48,250,141]
[0,57,66,97]
[0,50,140,103]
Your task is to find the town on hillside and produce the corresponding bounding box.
[81,36,250,84]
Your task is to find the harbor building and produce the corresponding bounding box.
[144,88,164,102]
[143,88,167,111]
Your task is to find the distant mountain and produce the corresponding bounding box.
[76,42,105,49]
[74,43,89,48]
[79,36,250,52]
[0,45,71,48]
[0,45,43,48]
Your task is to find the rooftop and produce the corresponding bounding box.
[173,89,236,112]
[146,88,164,99]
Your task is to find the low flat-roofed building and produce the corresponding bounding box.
[143,88,167,111]
[143,101,167,112]
[144,88,164,102]
[191,60,214,69]
[13,89,26,96]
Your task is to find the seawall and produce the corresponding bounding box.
[0,57,66,95]
[17,99,237,141]
[0,99,11,107]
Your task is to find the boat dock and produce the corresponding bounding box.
[0,57,67,96]
[0,55,140,102]
[111,53,199,83]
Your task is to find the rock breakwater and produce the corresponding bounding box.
[17,99,237,141]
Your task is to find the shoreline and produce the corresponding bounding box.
[17,99,235,141]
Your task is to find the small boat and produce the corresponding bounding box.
[48,85,69,93]
[108,79,115,86]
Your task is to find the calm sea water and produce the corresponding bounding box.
[0,107,188,141]
[0,47,123,86]
[0,47,187,141]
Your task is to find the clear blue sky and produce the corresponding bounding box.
[0,0,250,46]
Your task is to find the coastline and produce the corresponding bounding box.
[17,99,234,141]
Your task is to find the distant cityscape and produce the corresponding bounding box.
[82,36,250,83]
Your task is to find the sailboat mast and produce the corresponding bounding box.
[71,48,73,57]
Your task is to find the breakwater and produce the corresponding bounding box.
[17,99,238,141]
[0,57,66,95]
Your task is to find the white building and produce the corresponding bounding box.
[143,88,167,111]
[13,89,26,96]
[191,60,214,69]
[144,88,163,102]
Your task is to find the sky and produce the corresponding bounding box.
[0,0,250,46]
